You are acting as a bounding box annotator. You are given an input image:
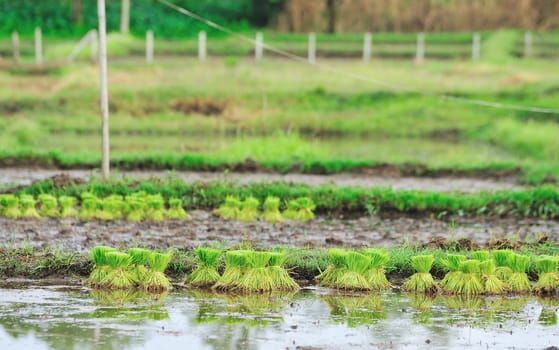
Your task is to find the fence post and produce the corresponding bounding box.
[146,30,154,64]
[308,32,316,64]
[415,32,424,65]
[524,31,532,58]
[472,32,481,61]
[363,32,372,62]
[90,30,98,63]
[255,32,263,63]
[198,31,206,62]
[35,27,42,65]
[97,0,110,179]
[12,31,20,64]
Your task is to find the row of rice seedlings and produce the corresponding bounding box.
[87,246,173,292]
[317,248,391,291]
[216,195,316,223]
[187,248,300,292]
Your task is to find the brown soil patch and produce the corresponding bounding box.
[171,97,228,116]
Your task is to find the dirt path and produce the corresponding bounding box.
[0,168,522,192]
[1,214,555,252]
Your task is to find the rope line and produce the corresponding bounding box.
[156,0,559,114]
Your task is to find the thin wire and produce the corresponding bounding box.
[155,0,559,114]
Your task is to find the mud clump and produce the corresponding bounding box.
[171,98,228,116]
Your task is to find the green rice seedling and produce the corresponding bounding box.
[534,256,559,295]
[471,250,491,261]
[440,254,466,293]
[213,250,249,291]
[238,196,260,223]
[80,192,100,219]
[507,254,531,293]
[453,260,483,296]
[1,195,21,219]
[262,196,283,223]
[59,196,78,218]
[125,194,146,222]
[316,249,348,288]
[87,246,117,287]
[38,194,59,217]
[295,197,316,221]
[216,195,241,220]
[479,260,507,295]
[104,252,135,289]
[96,195,126,220]
[128,248,153,287]
[0,194,7,216]
[268,252,299,291]
[404,255,439,294]
[188,248,222,288]
[336,252,372,291]
[282,199,301,220]
[167,198,191,220]
[493,250,514,281]
[363,248,391,291]
[238,251,275,292]
[146,194,166,221]
[19,195,40,218]
[145,251,173,292]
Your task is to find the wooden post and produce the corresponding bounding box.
[198,31,206,62]
[472,32,480,61]
[97,0,110,179]
[363,32,372,62]
[90,30,98,63]
[255,32,263,63]
[415,32,424,65]
[12,31,20,64]
[146,30,154,64]
[120,0,130,34]
[524,31,532,58]
[308,32,316,64]
[35,27,42,65]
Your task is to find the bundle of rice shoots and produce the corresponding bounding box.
[126,194,146,222]
[507,254,531,293]
[146,194,166,221]
[20,195,40,218]
[129,248,153,287]
[145,251,173,292]
[188,247,222,288]
[453,260,484,295]
[213,250,249,290]
[104,252,135,289]
[282,199,301,220]
[262,196,283,223]
[87,246,116,287]
[493,250,514,281]
[2,195,21,219]
[238,196,260,222]
[216,196,241,220]
[167,198,191,220]
[267,252,299,291]
[97,195,125,220]
[440,254,466,293]
[534,256,559,295]
[479,260,507,294]
[38,194,59,217]
[80,192,100,220]
[316,249,348,288]
[363,248,391,291]
[238,251,274,292]
[295,197,316,221]
[59,196,78,218]
[335,252,372,291]
[471,250,490,261]
[404,255,439,294]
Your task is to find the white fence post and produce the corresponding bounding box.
[255,32,263,63]
[363,32,372,62]
[308,32,316,64]
[146,30,154,64]
[415,32,424,65]
[12,31,20,64]
[35,27,42,65]
[198,31,206,62]
[97,0,110,179]
[524,31,532,58]
[90,30,98,63]
[472,32,481,61]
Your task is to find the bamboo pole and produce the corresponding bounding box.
[97,0,110,179]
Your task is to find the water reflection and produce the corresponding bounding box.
[322,293,386,327]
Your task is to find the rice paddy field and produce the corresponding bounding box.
[1,29,559,349]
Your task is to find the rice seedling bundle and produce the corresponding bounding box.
[452,260,484,295]
[87,246,116,287]
[213,250,249,290]
[440,254,465,293]
[104,252,135,289]
[167,198,191,220]
[59,196,78,218]
[404,255,439,294]
[38,194,59,217]
[126,193,146,222]
[238,196,260,222]
[238,251,275,292]
[471,250,490,261]
[97,195,126,220]
[146,194,166,221]
[80,192,100,219]
[216,196,241,220]
[493,250,514,281]
[129,248,153,287]
[479,260,507,294]
[316,249,348,288]
[507,254,531,293]
[188,248,222,288]
[336,252,372,291]
[534,256,559,295]
[262,196,283,223]
[363,248,391,291]
[282,199,301,220]
[19,195,40,218]
[145,251,173,292]
[1,195,21,219]
[267,252,299,291]
[294,197,316,221]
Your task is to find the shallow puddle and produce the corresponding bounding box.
[0,284,557,349]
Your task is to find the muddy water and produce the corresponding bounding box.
[0,284,557,350]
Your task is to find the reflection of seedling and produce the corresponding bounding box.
[20,195,40,218]
[538,307,558,326]
[87,246,116,287]
[38,194,58,217]
[323,294,386,328]
[104,252,135,289]
[440,254,465,293]
[268,252,299,291]
[534,256,559,295]
[262,196,283,223]
[317,249,348,288]
[146,194,166,221]
[404,255,439,294]
[363,248,391,291]
[216,195,241,220]
[188,247,222,288]
[59,196,78,218]
[493,250,514,281]
[167,198,191,220]
[145,251,173,292]
[213,250,249,291]
[407,293,435,325]
[507,254,531,293]
[238,251,274,292]
[479,260,507,294]
[238,196,260,222]
[2,195,21,219]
